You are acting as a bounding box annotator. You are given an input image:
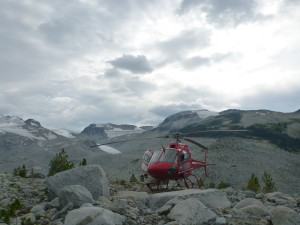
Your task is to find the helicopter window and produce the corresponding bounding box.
[143,154,151,162]
[159,150,178,163]
[149,150,162,163]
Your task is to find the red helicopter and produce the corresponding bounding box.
[140,132,214,191]
[91,130,246,191]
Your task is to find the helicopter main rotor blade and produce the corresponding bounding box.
[90,135,169,147]
[89,129,248,147]
[182,137,208,151]
[181,129,248,136]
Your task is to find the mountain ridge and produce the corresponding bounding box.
[0,109,299,195]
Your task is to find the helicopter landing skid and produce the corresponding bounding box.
[146,179,169,192]
[183,174,202,189]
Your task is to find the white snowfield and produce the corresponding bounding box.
[0,115,57,140]
[105,127,145,138]
[0,116,44,140]
[93,123,147,138]
[50,128,76,138]
[195,110,219,119]
[98,145,121,154]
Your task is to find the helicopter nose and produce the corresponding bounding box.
[147,162,177,179]
[167,166,177,176]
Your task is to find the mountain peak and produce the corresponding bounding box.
[25,119,41,127]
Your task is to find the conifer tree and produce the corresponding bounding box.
[262,171,276,193]
[48,148,74,176]
[245,173,260,192]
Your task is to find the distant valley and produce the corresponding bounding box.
[0,109,299,194]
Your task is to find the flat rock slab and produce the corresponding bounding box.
[167,198,217,225]
[147,189,231,210]
[58,185,94,208]
[271,206,300,225]
[234,198,264,209]
[46,165,109,199]
[64,206,125,225]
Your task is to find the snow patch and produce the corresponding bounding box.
[195,110,218,119]
[51,128,76,138]
[45,132,57,140]
[98,145,121,154]
[0,116,45,140]
[255,112,266,116]
[105,127,145,138]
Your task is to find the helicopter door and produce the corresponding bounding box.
[141,149,153,172]
[179,150,192,174]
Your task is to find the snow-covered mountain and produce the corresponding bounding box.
[50,128,76,138]
[80,123,153,138]
[1,109,300,195]
[0,115,60,140]
[152,109,218,133]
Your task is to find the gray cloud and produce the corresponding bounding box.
[182,52,235,69]
[103,68,122,78]
[0,0,299,132]
[179,0,260,26]
[159,29,210,56]
[150,103,204,119]
[239,86,300,113]
[183,56,211,69]
[108,55,153,74]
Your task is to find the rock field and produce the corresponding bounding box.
[0,165,300,225]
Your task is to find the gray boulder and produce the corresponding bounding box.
[46,165,109,199]
[234,198,264,209]
[148,189,231,210]
[58,185,94,208]
[233,198,269,217]
[271,206,300,225]
[167,198,217,225]
[63,206,125,225]
[241,205,269,217]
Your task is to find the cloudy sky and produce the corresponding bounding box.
[1,0,300,131]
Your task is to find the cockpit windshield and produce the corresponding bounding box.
[149,149,178,164]
[159,150,178,163]
[149,150,162,163]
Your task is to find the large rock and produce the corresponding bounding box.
[147,189,231,210]
[234,198,264,209]
[64,206,125,225]
[167,198,217,225]
[46,165,109,199]
[271,206,300,225]
[241,205,269,217]
[58,185,94,208]
[233,198,269,217]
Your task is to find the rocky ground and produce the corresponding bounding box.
[1,167,300,225]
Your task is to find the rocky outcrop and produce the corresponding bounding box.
[271,206,300,225]
[167,198,217,225]
[64,206,125,225]
[46,165,110,199]
[1,173,300,225]
[58,185,94,208]
[147,189,231,210]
